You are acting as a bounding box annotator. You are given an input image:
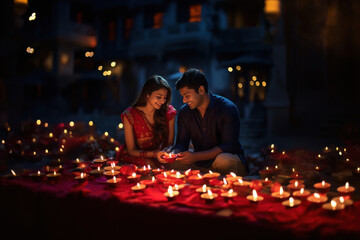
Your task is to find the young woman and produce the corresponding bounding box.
[116,75,177,167]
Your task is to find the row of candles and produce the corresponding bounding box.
[5,153,356,211]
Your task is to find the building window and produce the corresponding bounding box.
[124,18,133,39]
[108,21,116,41]
[189,4,201,22]
[153,12,164,28]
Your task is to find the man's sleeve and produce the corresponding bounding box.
[218,104,240,153]
[173,109,190,152]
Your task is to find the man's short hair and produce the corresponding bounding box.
[175,68,208,93]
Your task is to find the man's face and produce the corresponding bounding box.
[179,86,204,109]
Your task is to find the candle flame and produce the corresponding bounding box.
[111,162,115,167]
[208,189,213,196]
[176,172,180,177]
[270,144,274,148]
[143,165,146,170]
[265,177,268,181]
[100,155,104,160]
[11,169,16,176]
[152,176,155,182]
[132,172,136,177]
[97,166,100,171]
[185,169,191,174]
[209,170,213,174]
[331,200,337,209]
[112,169,115,174]
[279,186,283,195]
[164,172,167,178]
[113,176,116,183]
[53,171,56,176]
[294,181,298,187]
[168,186,174,197]
[289,197,294,207]
[265,166,269,170]
[345,182,349,189]
[223,178,228,185]
[76,158,80,163]
[147,165,151,170]
[174,184,179,190]
[314,193,320,199]
[197,173,202,178]
[230,172,236,177]
[339,196,344,203]
[80,173,84,178]
[300,188,304,194]
[318,154,321,158]
[37,171,41,176]
[136,183,140,187]
[238,178,243,184]
[202,184,207,192]
[229,189,233,194]
[252,189,258,201]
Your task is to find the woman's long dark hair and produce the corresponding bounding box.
[132,75,172,149]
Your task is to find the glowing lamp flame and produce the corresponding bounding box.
[345,182,349,189]
[147,165,151,170]
[136,183,140,187]
[112,170,115,174]
[143,165,146,170]
[37,171,41,176]
[229,189,233,194]
[208,189,213,197]
[331,200,337,209]
[100,156,104,160]
[294,181,298,187]
[265,177,269,181]
[164,172,167,178]
[300,188,304,194]
[113,176,116,183]
[131,172,136,178]
[152,176,155,182]
[97,166,100,171]
[53,171,56,176]
[11,170,16,176]
[202,184,207,192]
[197,174,202,178]
[279,186,283,195]
[223,178,228,185]
[176,172,180,178]
[209,170,213,174]
[339,197,344,203]
[230,172,236,177]
[321,181,325,186]
[238,178,243,184]
[252,189,258,201]
[80,173,84,178]
[168,186,174,197]
[314,193,320,199]
[289,197,294,207]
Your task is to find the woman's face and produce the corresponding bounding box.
[147,88,168,110]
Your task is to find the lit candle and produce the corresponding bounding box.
[173,183,185,191]
[75,172,87,183]
[307,193,328,204]
[313,181,331,193]
[246,189,264,202]
[140,176,158,186]
[201,189,218,203]
[233,178,251,195]
[221,189,237,201]
[93,155,107,164]
[152,168,164,175]
[171,171,185,179]
[90,166,104,176]
[107,176,121,187]
[225,172,242,185]
[188,173,205,185]
[29,170,45,180]
[203,170,220,182]
[103,169,120,179]
[337,182,355,195]
[162,152,178,163]
[293,188,311,199]
[271,186,290,200]
[46,171,61,180]
[282,197,301,208]
[136,165,150,176]
[287,180,305,193]
[261,177,272,187]
[323,146,331,153]
[322,200,345,211]
[164,186,179,200]
[332,196,353,206]
[104,162,121,171]
[196,184,211,194]
[131,182,146,192]
[127,172,141,183]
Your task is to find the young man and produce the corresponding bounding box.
[167,68,249,176]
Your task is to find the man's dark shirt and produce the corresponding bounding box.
[174,92,246,169]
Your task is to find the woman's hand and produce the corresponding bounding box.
[156,151,168,163]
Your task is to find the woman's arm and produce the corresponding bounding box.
[123,116,158,158]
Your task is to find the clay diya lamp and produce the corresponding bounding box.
[203,170,220,183]
[246,189,264,203]
[337,182,355,196]
[307,193,328,204]
[282,197,301,208]
[293,188,311,200]
[313,181,331,194]
[162,153,177,163]
[188,173,206,185]
[164,186,179,200]
[221,189,237,202]
[127,172,141,183]
[201,189,218,204]
[271,186,290,201]
[136,165,151,176]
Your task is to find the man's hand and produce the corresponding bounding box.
[176,151,196,164]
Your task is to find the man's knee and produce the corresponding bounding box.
[211,153,247,176]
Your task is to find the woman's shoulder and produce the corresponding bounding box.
[121,107,139,125]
